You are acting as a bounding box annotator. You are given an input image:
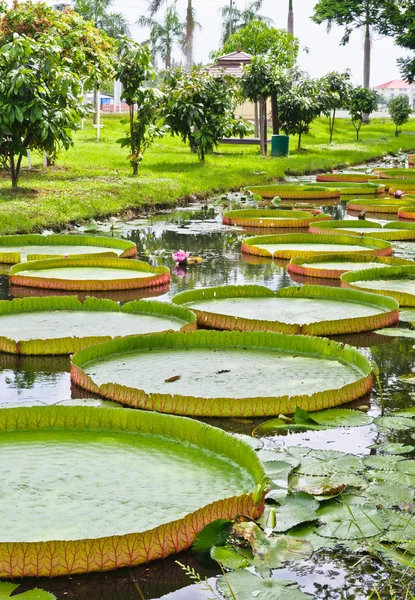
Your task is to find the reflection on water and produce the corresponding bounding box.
[2,198,415,598]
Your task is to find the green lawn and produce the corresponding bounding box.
[0,114,414,235]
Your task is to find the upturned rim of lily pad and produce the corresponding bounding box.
[308,220,415,241]
[172,284,399,336]
[0,405,267,578]
[341,265,415,306]
[222,209,331,228]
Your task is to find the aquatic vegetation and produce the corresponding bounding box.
[0,583,56,599]
[0,405,266,578]
[71,330,372,416]
[374,168,415,179]
[288,253,413,279]
[0,297,196,355]
[347,198,415,214]
[342,265,415,306]
[309,219,415,241]
[222,209,331,228]
[0,234,137,263]
[316,172,380,182]
[246,184,341,199]
[172,284,399,336]
[241,233,393,259]
[313,182,385,195]
[9,257,170,291]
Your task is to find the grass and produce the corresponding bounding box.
[0,114,415,235]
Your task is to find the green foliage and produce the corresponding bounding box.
[279,76,322,149]
[219,2,272,44]
[318,70,352,142]
[348,86,378,140]
[115,39,161,174]
[137,5,183,69]
[0,34,87,189]
[214,20,299,65]
[163,67,249,160]
[73,0,130,39]
[0,1,116,87]
[389,95,413,135]
[378,0,415,83]
[218,570,312,599]
[0,582,56,599]
[192,519,234,552]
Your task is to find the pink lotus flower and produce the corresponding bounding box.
[394,190,404,199]
[172,250,190,264]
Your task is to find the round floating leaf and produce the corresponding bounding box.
[290,473,366,497]
[192,519,234,552]
[258,450,301,469]
[341,265,415,307]
[384,510,415,542]
[273,492,320,532]
[379,443,414,454]
[397,460,415,476]
[288,523,337,551]
[362,455,404,471]
[217,570,312,600]
[0,406,266,578]
[71,330,372,417]
[0,584,56,600]
[375,327,415,339]
[366,469,415,488]
[297,449,363,477]
[246,183,341,200]
[263,461,295,489]
[173,284,399,337]
[362,482,414,509]
[308,408,373,428]
[222,209,331,228]
[317,502,389,539]
[374,416,415,431]
[210,545,249,570]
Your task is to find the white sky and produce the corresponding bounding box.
[113,0,410,86]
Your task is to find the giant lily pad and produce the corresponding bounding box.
[288,253,413,280]
[308,220,415,241]
[313,182,385,195]
[241,233,392,260]
[374,168,415,179]
[398,205,415,220]
[246,185,340,200]
[347,198,415,214]
[9,257,170,291]
[172,285,398,336]
[0,405,266,578]
[387,180,415,194]
[0,297,196,355]
[222,209,331,228]
[316,173,380,183]
[0,234,136,263]
[341,265,415,306]
[71,330,372,417]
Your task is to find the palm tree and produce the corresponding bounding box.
[146,0,199,70]
[74,0,130,37]
[138,5,183,69]
[220,0,272,44]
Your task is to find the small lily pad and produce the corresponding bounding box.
[217,570,312,600]
[272,492,320,532]
[374,416,415,431]
[0,584,56,600]
[362,455,403,471]
[375,327,415,339]
[397,459,415,475]
[379,442,414,454]
[317,502,389,540]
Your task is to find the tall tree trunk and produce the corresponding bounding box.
[362,19,371,123]
[329,108,336,143]
[254,102,259,137]
[260,96,267,156]
[10,153,23,191]
[186,0,193,71]
[166,53,171,69]
[298,131,302,150]
[287,0,294,38]
[271,93,279,135]
[129,103,138,175]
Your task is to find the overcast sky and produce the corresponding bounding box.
[112,0,409,86]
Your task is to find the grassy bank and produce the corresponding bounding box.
[0,114,414,235]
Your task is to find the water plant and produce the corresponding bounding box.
[245,184,341,200]
[309,219,415,241]
[316,172,380,182]
[222,209,331,228]
[341,265,415,306]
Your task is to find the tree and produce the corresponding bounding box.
[318,70,352,143]
[213,21,298,66]
[348,86,378,140]
[115,38,158,174]
[389,95,413,136]
[163,67,249,160]
[312,0,389,101]
[137,5,183,69]
[219,0,272,44]
[279,77,322,149]
[378,0,415,83]
[73,0,130,38]
[0,34,87,190]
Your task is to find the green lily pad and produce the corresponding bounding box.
[362,455,403,471]
[263,461,295,489]
[217,570,312,600]
[0,584,56,600]
[297,449,363,477]
[272,492,320,532]
[379,442,414,454]
[317,502,389,540]
[307,408,373,428]
[375,327,415,339]
[290,473,366,497]
[211,545,250,570]
[397,460,415,475]
[288,523,337,551]
[384,510,415,542]
[374,416,415,431]
[362,482,414,509]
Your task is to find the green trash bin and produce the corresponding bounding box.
[271,134,289,157]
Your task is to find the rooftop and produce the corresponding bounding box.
[375,80,413,89]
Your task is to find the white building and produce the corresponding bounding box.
[375,80,415,106]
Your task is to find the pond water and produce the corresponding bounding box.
[4,162,415,598]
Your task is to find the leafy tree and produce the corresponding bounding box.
[318,70,352,143]
[389,95,413,136]
[137,5,183,69]
[378,0,415,83]
[163,67,249,160]
[0,34,87,190]
[0,1,116,88]
[312,0,389,93]
[348,86,378,140]
[240,55,291,135]
[219,0,272,44]
[73,0,130,38]
[279,77,322,149]
[115,38,158,174]
[212,21,298,66]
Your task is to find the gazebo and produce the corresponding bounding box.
[207,49,269,155]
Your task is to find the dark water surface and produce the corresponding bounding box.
[4,183,415,598]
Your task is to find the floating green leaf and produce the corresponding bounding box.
[272,493,320,533]
[0,583,56,599]
[290,473,366,498]
[379,442,414,454]
[362,455,404,471]
[375,327,415,339]
[192,519,234,552]
[217,570,312,600]
[374,416,415,431]
[210,545,250,570]
[397,460,415,475]
[297,449,363,476]
[307,408,373,428]
[317,501,389,540]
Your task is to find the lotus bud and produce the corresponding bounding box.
[172,250,190,265]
